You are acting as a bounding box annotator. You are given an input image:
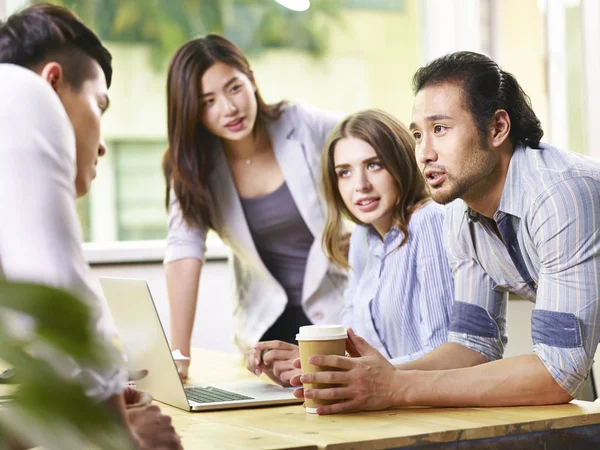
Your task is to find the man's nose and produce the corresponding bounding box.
[417,135,436,164]
[98,138,107,157]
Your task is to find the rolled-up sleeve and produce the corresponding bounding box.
[164,188,207,264]
[444,204,508,362]
[528,177,600,397]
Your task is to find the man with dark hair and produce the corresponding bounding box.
[292,51,600,414]
[0,4,181,448]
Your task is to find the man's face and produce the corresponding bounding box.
[410,83,496,205]
[56,61,109,198]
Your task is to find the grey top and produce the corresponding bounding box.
[240,182,314,307]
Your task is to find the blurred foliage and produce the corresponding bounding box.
[34,0,345,68]
[0,282,133,450]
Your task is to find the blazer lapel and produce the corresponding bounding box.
[267,117,326,239]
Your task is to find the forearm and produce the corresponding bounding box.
[165,258,203,355]
[397,354,572,407]
[394,342,489,371]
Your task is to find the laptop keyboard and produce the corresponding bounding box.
[185,386,254,404]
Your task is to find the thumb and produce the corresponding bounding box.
[347,328,376,356]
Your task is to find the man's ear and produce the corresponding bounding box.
[491,109,511,148]
[39,62,66,93]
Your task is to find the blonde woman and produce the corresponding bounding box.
[248,109,454,386]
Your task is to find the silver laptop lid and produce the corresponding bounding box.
[100,277,190,410]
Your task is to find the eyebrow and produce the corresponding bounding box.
[409,114,453,130]
[334,155,380,170]
[200,76,241,98]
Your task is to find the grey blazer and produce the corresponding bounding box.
[164,103,347,350]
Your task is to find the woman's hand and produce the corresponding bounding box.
[246,340,301,387]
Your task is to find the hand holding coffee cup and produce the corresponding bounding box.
[296,325,348,414]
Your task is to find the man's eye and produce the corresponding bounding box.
[413,132,421,140]
[434,125,446,133]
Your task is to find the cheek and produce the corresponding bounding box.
[337,181,354,207]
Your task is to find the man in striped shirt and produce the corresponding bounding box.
[295,51,600,414]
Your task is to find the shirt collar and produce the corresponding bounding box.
[366,225,403,255]
[467,143,528,223]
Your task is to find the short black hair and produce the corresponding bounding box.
[0,3,112,89]
[413,51,543,148]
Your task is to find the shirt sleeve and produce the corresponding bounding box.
[444,201,508,362]
[528,176,600,397]
[163,187,208,264]
[0,67,126,401]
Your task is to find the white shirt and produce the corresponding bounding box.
[0,64,126,401]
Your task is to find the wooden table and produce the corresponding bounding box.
[159,349,600,449]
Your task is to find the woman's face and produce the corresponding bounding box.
[198,61,258,142]
[334,137,400,237]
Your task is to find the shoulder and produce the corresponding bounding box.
[409,201,445,230]
[0,64,75,163]
[279,101,342,134]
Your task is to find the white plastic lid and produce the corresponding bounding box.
[296,325,347,341]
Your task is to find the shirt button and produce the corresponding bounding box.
[313,311,324,321]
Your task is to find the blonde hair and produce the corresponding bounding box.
[321,109,430,269]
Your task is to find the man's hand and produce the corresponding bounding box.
[290,328,400,414]
[123,386,153,409]
[245,340,301,387]
[127,404,182,450]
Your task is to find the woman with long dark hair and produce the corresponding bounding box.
[163,34,348,379]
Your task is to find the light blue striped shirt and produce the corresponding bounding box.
[343,201,454,364]
[445,143,600,397]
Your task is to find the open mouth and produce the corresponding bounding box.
[225,118,244,131]
[425,171,446,187]
[355,197,380,212]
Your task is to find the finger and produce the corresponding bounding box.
[263,349,298,365]
[254,340,298,351]
[292,387,305,399]
[300,370,350,385]
[272,360,295,378]
[305,386,353,401]
[316,399,360,415]
[347,328,377,356]
[308,354,356,370]
[290,372,303,387]
[345,336,360,358]
[292,358,302,369]
[279,367,301,385]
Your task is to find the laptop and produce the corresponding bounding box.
[100,277,303,412]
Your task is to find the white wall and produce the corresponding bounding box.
[90,260,238,355]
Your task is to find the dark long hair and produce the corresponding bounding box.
[412,51,543,148]
[0,3,112,89]
[163,34,285,229]
[321,109,430,268]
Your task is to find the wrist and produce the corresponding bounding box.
[391,368,413,407]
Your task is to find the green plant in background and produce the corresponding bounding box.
[0,282,133,450]
[34,0,344,68]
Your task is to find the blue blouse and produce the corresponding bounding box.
[343,201,454,364]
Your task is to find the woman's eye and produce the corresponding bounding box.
[231,84,242,93]
[337,169,350,178]
[203,99,214,107]
[367,162,381,170]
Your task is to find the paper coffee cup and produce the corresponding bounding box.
[296,325,347,414]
